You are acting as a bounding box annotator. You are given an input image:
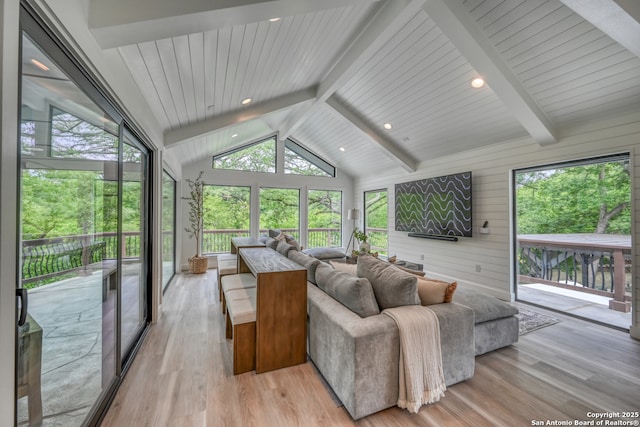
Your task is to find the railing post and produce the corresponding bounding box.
[608,248,631,312]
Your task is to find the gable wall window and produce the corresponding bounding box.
[179,135,351,266]
[213,135,276,173]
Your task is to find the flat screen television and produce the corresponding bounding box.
[395,172,472,238]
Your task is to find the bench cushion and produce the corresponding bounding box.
[227,294,257,325]
[453,287,518,323]
[221,273,256,293]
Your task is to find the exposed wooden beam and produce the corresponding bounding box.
[326,96,417,172]
[164,87,315,147]
[89,0,374,49]
[559,0,640,59]
[423,0,557,146]
[278,0,426,141]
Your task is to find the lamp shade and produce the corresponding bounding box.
[347,208,360,221]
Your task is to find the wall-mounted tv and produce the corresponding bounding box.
[395,172,472,238]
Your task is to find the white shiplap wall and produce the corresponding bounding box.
[355,113,640,337]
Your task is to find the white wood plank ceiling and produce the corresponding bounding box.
[86,0,640,176]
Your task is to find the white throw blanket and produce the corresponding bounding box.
[383,305,446,413]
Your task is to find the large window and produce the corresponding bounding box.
[514,154,632,330]
[259,188,300,239]
[308,190,342,248]
[162,170,176,291]
[213,135,276,173]
[203,185,251,253]
[364,189,388,256]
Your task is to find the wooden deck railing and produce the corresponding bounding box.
[23,227,387,284]
[518,234,631,313]
[21,232,144,284]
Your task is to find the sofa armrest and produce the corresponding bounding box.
[307,283,399,419]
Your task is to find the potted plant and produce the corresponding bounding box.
[354,228,370,253]
[183,171,208,273]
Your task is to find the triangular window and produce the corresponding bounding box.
[284,138,335,177]
[213,135,276,173]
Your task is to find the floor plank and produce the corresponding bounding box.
[100,271,640,427]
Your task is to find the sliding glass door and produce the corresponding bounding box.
[120,131,149,361]
[17,8,151,426]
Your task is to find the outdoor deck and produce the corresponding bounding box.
[518,233,632,316]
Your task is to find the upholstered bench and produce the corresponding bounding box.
[225,286,257,375]
[220,273,256,314]
[217,254,238,302]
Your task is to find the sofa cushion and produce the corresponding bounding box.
[329,260,357,276]
[303,247,346,261]
[316,263,380,318]
[276,240,294,257]
[453,287,518,323]
[357,254,420,309]
[288,250,321,284]
[416,277,457,305]
[264,237,279,250]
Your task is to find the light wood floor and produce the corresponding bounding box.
[101,270,640,427]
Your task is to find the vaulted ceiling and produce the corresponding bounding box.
[87,0,640,178]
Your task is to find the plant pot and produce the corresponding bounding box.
[189,256,208,274]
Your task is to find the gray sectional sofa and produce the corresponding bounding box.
[267,233,520,420]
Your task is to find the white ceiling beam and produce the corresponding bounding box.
[326,96,417,172]
[164,87,316,147]
[89,0,375,49]
[278,0,426,140]
[423,0,557,146]
[559,0,640,59]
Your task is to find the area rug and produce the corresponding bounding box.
[516,307,560,335]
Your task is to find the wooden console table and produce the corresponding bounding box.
[230,236,265,254]
[238,247,307,373]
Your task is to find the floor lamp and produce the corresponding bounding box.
[345,208,360,256]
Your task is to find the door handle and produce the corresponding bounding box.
[16,288,28,326]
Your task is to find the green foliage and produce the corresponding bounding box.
[259,188,300,231]
[516,161,630,234]
[213,137,276,173]
[284,147,331,176]
[183,171,205,257]
[365,190,388,230]
[353,228,367,242]
[204,185,251,230]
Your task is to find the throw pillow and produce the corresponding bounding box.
[357,254,420,309]
[288,250,321,284]
[416,277,457,305]
[302,247,346,261]
[393,264,426,276]
[329,261,357,276]
[268,229,282,238]
[316,263,380,318]
[283,234,300,250]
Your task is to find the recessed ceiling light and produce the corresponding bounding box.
[31,59,49,71]
[383,123,392,130]
[241,98,252,105]
[269,17,281,22]
[471,78,485,88]
[231,133,238,138]
[339,147,345,152]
